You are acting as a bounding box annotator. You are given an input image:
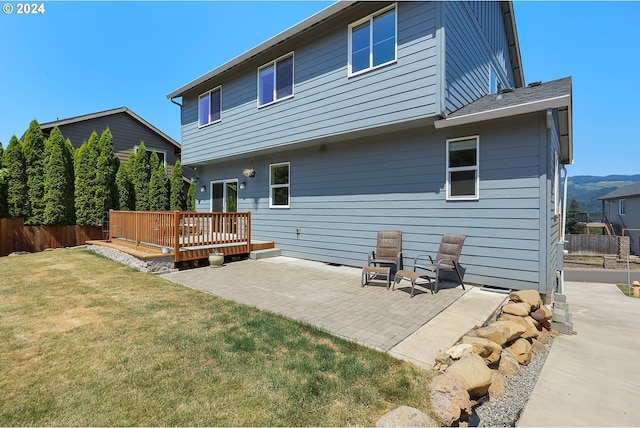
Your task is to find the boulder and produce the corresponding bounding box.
[501,302,532,317]
[430,372,472,427]
[475,321,526,346]
[536,328,551,344]
[498,314,539,339]
[446,353,493,398]
[508,338,532,365]
[435,352,452,366]
[461,336,502,365]
[488,370,506,401]
[376,406,439,428]
[530,337,546,355]
[509,290,542,309]
[445,344,473,360]
[529,307,546,322]
[498,348,520,376]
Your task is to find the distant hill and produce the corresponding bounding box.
[568,174,640,215]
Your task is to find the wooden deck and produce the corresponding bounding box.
[106,210,271,263]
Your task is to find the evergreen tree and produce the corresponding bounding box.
[43,127,75,225]
[75,132,100,225]
[116,163,135,210]
[149,151,169,211]
[130,142,150,211]
[95,128,118,217]
[170,160,185,211]
[567,198,582,235]
[186,180,196,211]
[63,138,76,223]
[22,120,46,224]
[0,142,6,218]
[3,136,28,218]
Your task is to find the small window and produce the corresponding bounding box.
[620,199,626,216]
[198,87,222,127]
[258,53,294,107]
[447,136,479,200]
[349,4,397,76]
[270,162,290,208]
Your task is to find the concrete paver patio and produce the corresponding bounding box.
[161,256,468,351]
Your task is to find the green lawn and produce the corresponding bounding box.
[0,249,436,426]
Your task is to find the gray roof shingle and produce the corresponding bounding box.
[599,183,640,200]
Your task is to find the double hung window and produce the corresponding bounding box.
[349,4,397,76]
[198,87,221,127]
[258,53,294,107]
[270,162,290,208]
[446,136,479,200]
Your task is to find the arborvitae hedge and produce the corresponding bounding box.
[130,142,150,211]
[186,180,196,211]
[170,160,185,211]
[95,128,118,217]
[149,151,169,211]
[116,163,135,211]
[0,142,6,218]
[22,120,46,225]
[3,136,28,218]
[75,132,100,226]
[43,127,75,225]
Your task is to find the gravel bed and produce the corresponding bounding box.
[472,339,553,427]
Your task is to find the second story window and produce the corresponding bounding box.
[199,86,221,127]
[620,199,626,216]
[349,4,397,76]
[258,53,294,107]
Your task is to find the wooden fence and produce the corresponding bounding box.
[565,234,619,255]
[0,218,104,257]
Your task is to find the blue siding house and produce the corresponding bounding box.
[167,1,573,298]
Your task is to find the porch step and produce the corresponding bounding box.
[250,248,281,260]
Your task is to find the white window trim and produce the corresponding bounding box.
[619,199,626,216]
[198,86,222,128]
[348,3,398,78]
[446,135,480,201]
[257,52,295,108]
[269,161,290,209]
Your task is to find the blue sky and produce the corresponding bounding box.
[1,1,638,177]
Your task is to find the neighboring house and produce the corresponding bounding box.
[38,107,182,176]
[599,183,640,255]
[166,1,573,296]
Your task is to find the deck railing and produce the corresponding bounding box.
[108,210,251,261]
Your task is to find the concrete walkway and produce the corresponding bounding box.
[161,256,506,367]
[518,281,640,426]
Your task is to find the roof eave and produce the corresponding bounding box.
[166,1,356,99]
[501,1,524,88]
[434,93,573,164]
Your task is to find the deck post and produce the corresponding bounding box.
[108,209,114,241]
[135,211,140,246]
[174,211,181,262]
[246,211,251,253]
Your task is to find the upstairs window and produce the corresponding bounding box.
[198,87,222,127]
[620,199,626,216]
[258,53,294,107]
[349,4,397,76]
[447,136,479,200]
[270,162,290,208]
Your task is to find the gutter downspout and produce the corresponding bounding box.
[170,97,182,108]
[559,164,569,295]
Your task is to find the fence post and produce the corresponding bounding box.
[174,211,181,262]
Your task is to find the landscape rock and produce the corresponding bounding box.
[530,337,546,355]
[498,348,520,376]
[461,336,502,365]
[430,372,472,427]
[445,344,473,360]
[475,321,526,346]
[488,370,506,401]
[498,314,539,339]
[509,290,542,309]
[529,307,547,322]
[508,338,532,365]
[501,302,532,317]
[376,405,439,427]
[446,353,493,398]
[435,352,452,365]
[536,328,551,344]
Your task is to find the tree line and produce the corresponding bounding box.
[0,120,196,226]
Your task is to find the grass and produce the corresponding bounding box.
[617,284,640,298]
[0,249,437,426]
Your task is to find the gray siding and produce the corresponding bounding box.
[607,197,640,256]
[194,113,550,291]
[444,1,514,114]
[45,113,180,175]
[180,1,439,165]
